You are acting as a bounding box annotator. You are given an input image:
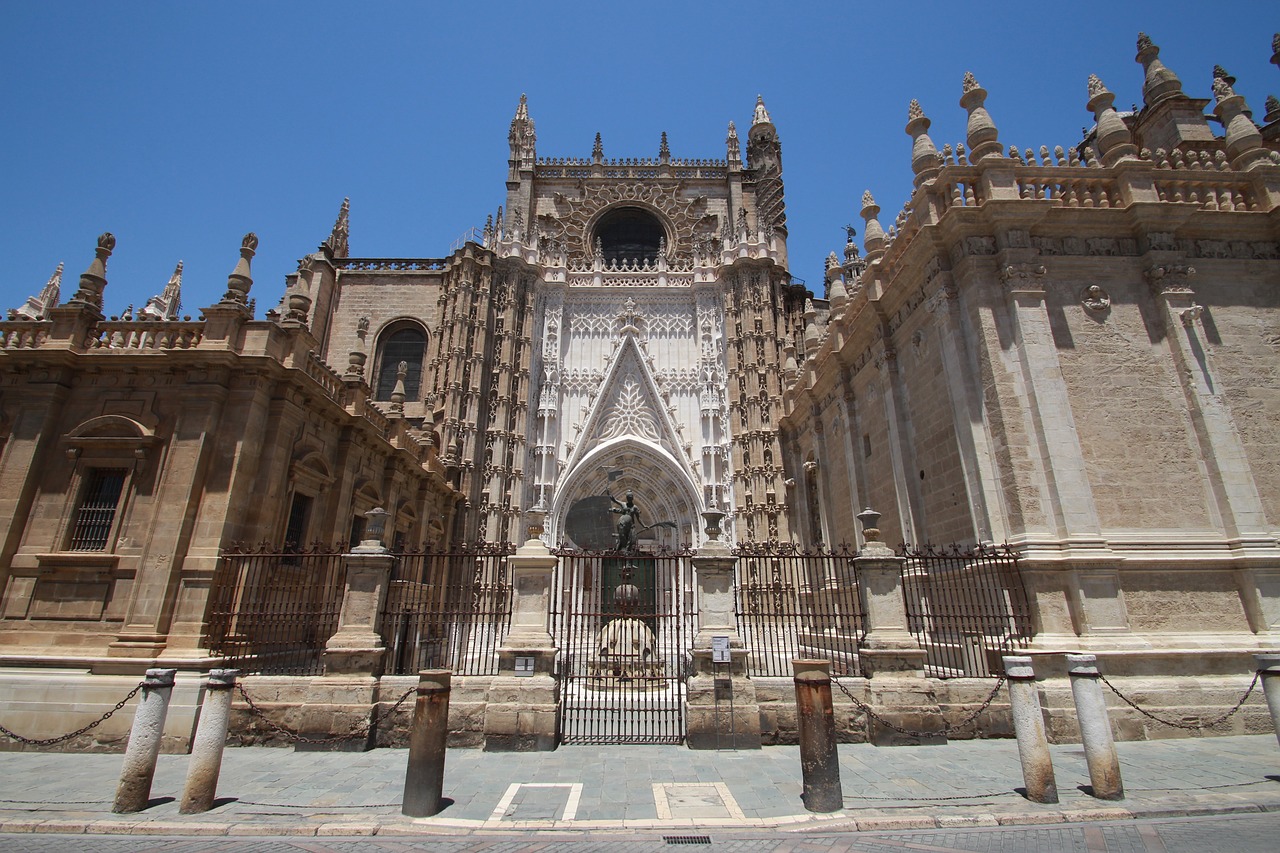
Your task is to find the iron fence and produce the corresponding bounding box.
[899,543,1033,678]
[733,542,866,677]
[379,544,514,676]
[552,549,690,744]
[204,544,348,676]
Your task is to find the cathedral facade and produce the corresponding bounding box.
[1,33,1278,746]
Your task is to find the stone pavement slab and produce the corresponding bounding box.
[0,734,1276,836]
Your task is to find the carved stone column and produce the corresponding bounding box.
[686,509,761,749]
[483,511,559,751]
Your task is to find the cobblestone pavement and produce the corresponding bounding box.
[0,734,1277,838]
[0,813,1279,852]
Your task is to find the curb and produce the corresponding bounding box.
[3,797,1278,837]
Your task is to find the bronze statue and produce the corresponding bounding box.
[607,490,641,552]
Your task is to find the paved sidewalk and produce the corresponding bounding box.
[0,734,1277,836]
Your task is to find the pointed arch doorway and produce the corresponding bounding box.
[549,441,700,744]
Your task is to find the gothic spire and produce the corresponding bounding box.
[752,94,772,126]
[323,197,350,258]
[9,262,63,320]
[222,233,257,306]
[726,120,741,167]
[593,132,603,163]
[508,93,536,165]
[141,261,184,320]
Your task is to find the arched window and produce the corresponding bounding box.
[374,322,427,402]
[592,207,665,266]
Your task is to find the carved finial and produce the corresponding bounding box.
[726,120,741,166]
[1213,71,1269,169]
[514,93,528,121]
[1265,95,1280,124]
[752,94,771,125]
[825,251,839,270]
[68,232,115,311]
[659,131,670,159]
[390,360,408,412]
[905,98,941,186]
[1212,76,1235,102]
[1135,31,1183,106]
[1087,74,1107,98]
[1213,65,1236,88]
[324,197,350,258]
[592,131,603,161]
[222,232,257,306]
[959,72,1002,161]
[860,191,885,260]
[1087,73,1137,166]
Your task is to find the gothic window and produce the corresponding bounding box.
[67,468,128,551]
[593,207,665,265]
[374,322,427,402]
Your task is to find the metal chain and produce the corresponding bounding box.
[0,682,144,747]
[235,684,417,745]
[1097,670,1261,731]
[830,675,1007,738]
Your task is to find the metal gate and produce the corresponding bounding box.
[551,550,691,744]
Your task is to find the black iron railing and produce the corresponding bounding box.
[379,544,515,676]
[899,543,1033,678]
[733,542,866,677]
[204,545,348,676]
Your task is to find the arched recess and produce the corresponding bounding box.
[549,436,703,551]
[589,206,669,266]
[373,319,428,402]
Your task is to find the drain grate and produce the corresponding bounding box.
[664,836,712,846]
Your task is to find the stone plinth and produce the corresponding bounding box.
[856,542,927,677]
[685,541,761,749]
[483,534,559,751]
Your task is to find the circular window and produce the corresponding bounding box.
[593,207,665,266]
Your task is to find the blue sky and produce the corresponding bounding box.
[2,2,1275,317]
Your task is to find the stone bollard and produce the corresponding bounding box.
[793,659,844,813]
[1066,654,1123,800]
[402,670,451,818]
[113,668,178,814]
[179,669,239,814]
[1256,653,1280,748]
[1003,656,1058,804]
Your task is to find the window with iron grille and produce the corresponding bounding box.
[68,468,128,551]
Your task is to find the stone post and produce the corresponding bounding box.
[113,668,177,814]
[402,669,452,817]
[1003,655,1058,804]
[297,508,394,752]
[793,659,844,812]
[180,669,238,814]
[483,511,559,751]
[686,508,761,749]
[854,509,941,746]
[1255,653,1280,748]
[1066,653,1124,800]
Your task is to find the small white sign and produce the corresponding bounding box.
[514,656,535,676]
[711,635,731,664]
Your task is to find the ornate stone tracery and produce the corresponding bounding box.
[538,181,719,264]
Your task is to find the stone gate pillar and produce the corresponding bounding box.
[296,508,394,751]
[855,508,942,745]
[483,512,559,751]
[686,509,761,749]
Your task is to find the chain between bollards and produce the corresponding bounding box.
[0,682,143,747]
[830,674,1007,738]
[234,683,416,745]
[1098,670,1261,730]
